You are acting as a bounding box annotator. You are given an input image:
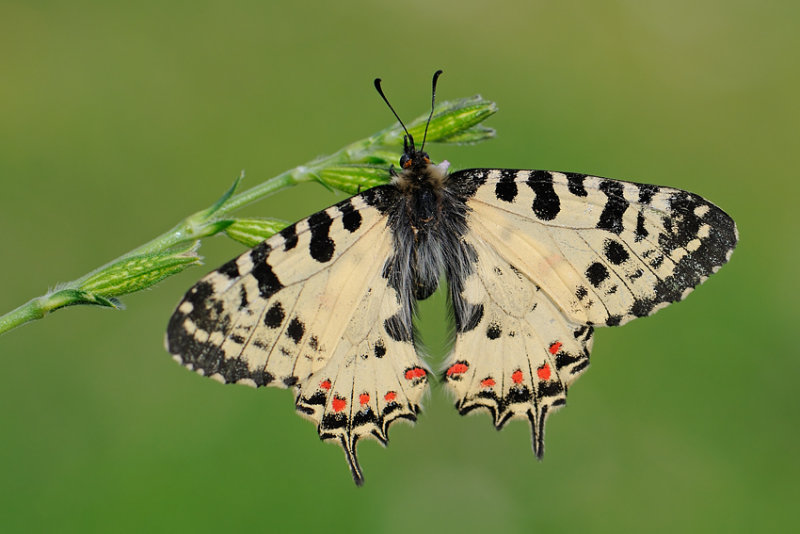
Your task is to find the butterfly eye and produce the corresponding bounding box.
[400,154,411,168]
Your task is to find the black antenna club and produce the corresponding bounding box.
[374,70,444,155]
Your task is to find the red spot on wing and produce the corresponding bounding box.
[480,377,496,388]
[537,363,551,381]
[384,391,397,402]
[359,393,370,406]
[332,396,346,412]
[446,362,469,377]
[404,367,427,380]
[549,341,562,355]
[320,379,331,390]
[511,370,524,384]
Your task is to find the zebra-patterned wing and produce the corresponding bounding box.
[443,168,737,454]
[455,169,738,328]
[166,186,429,485]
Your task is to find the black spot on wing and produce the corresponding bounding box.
[295,403,315,416]
[286,317,305,344]
[603,239,630,265]
[353,409,377,428]
[373,339,386,358]
[537,380,564,398]
[564,173,588,197]
[495,170,518,202]
[650,254,665,269]
[638,184,659,204]
[279,224,298,251]
[338,199,362,232]
[573,326,589,339]
[526,171,560,221]
[321,412,347,431]
[555,350,583,370]
[506,385,533,404]
[586,262,610,287]
[218,258,240,279]
[250,243,283,299]
[635,210,648,242]
[302,391,326,406]
[575,286,588,300]
[308,211,335,263]
[597,180,628,234]
[283,376,299,387]
[264,302,285,328]
[250,240,269,264]
[486,322,502,340]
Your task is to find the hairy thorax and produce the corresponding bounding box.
[392,159,450,231]
[384,159,474,304]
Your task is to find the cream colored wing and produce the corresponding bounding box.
[166,187,428,485]
[453,169,738,327]
[443,168,737,455]
[443,230,593,456]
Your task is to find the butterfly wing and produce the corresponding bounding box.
[166,187,428,485]
[443,230,594,456]
[444,169,737,454]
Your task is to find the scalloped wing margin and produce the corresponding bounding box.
[166,187,429,485]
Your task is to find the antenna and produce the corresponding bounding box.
[420,69,443,152]
[374,77,415,150]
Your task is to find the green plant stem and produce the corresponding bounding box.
[0,134,383,336]
[0,170,313,336]
[0,296,60,332]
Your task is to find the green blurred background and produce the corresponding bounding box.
[1,1,797,532]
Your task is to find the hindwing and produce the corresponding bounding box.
[443,230,594,456]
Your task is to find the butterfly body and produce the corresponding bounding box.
[166,77,737,485]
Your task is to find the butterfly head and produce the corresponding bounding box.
[398,136,432,173]
[394,147,448,192]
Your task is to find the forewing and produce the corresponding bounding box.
[452,169,738,327]
[166,187,428,485]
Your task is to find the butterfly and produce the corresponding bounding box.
[166,71,738,485]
